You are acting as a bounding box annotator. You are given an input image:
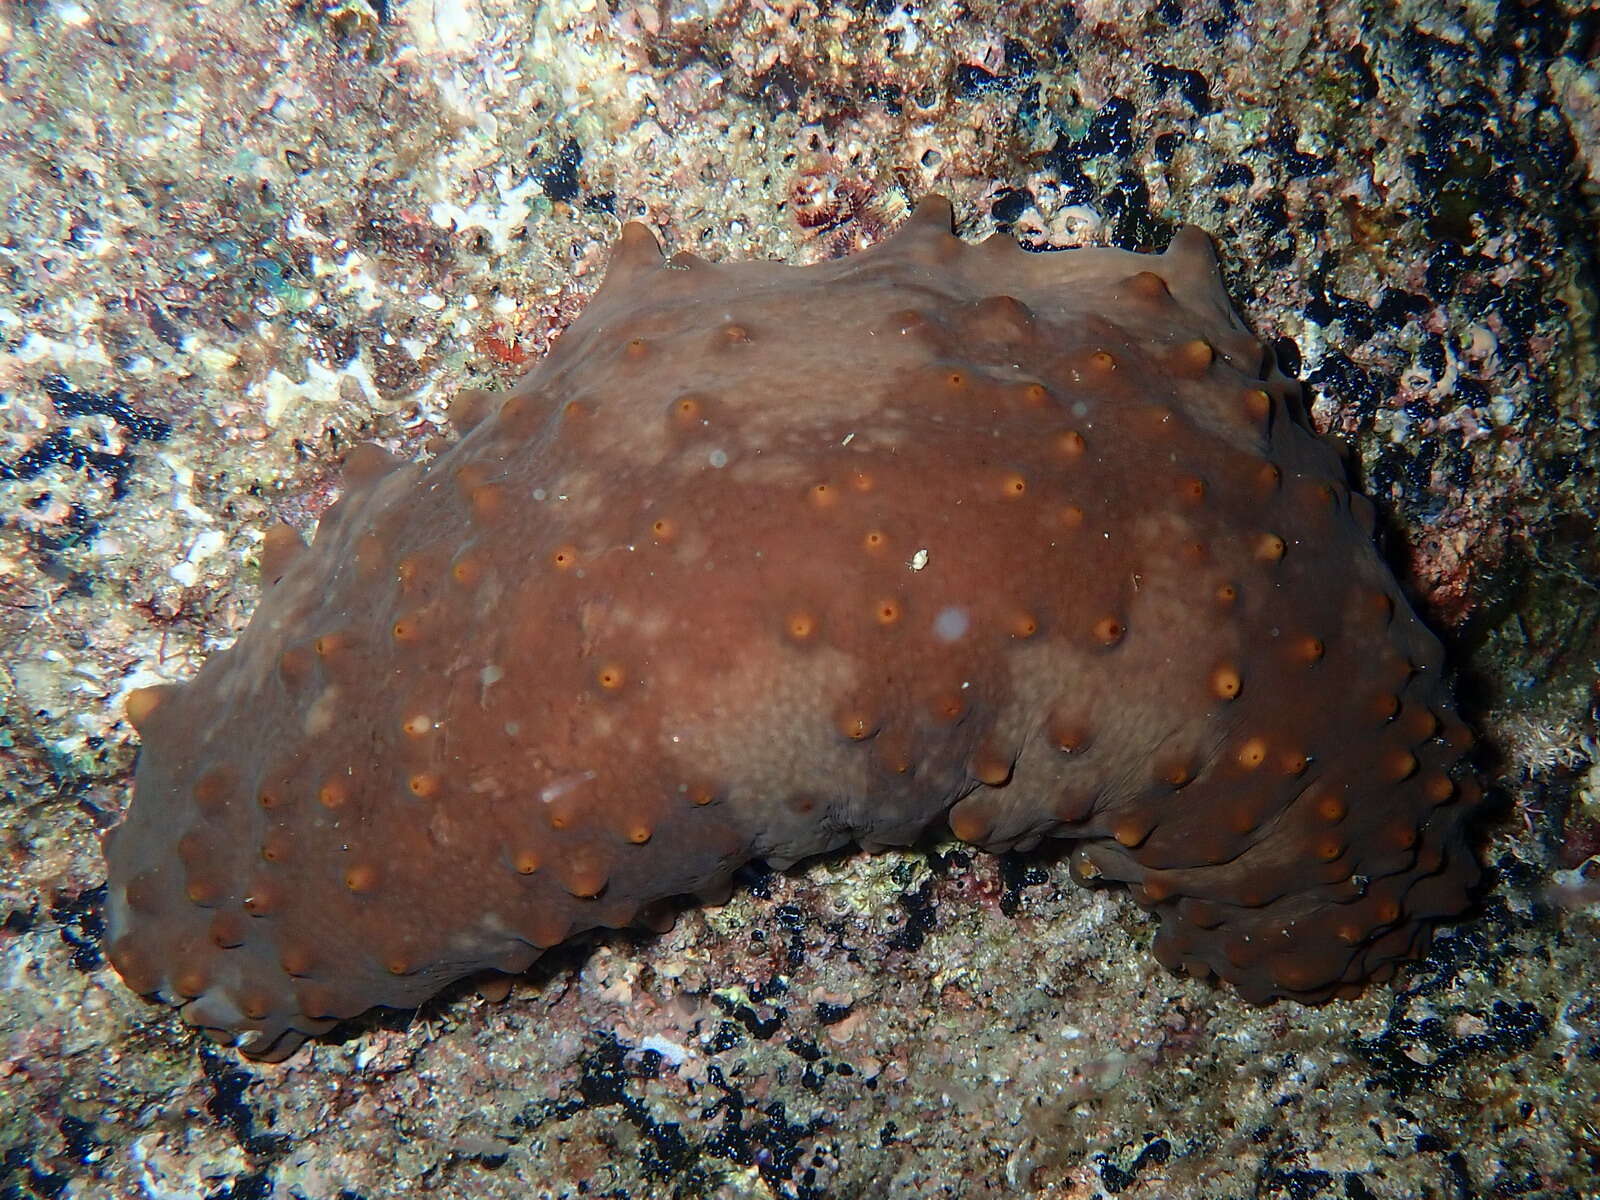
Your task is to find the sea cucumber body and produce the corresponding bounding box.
[104,200,1481,1060]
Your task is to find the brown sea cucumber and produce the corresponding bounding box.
[103,198,1483,1061]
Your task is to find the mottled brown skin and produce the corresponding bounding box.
[103,198,1483,1061]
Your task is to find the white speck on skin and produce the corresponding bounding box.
[933,606,969,642]
[540,770,597,806]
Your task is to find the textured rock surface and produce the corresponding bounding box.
[104,200,1482,1061]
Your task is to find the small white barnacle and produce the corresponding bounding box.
[907,548,929,571]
